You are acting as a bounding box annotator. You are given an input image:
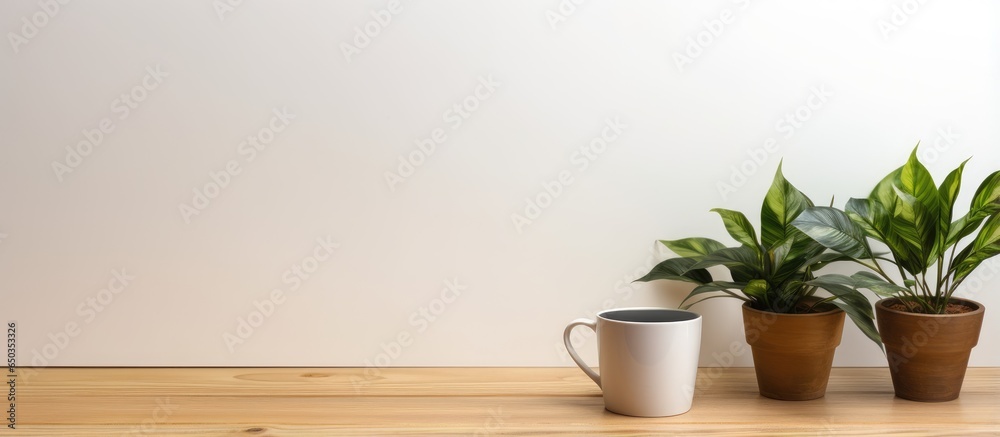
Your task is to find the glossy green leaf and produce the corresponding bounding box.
[970,170,1000,214]
[806,273,852,288]
[792,206,873,259]
[891,147,941,267]
[711,208,760,250]
[728,264,758,283]
[885,187,932,274]
[760,162,814,249]
[899,146,941,213]
[948,213,984,248]
[972,212,1000,251]
[766,236,794,282]
[688,246,762,274]
[845,198,889,240]
[870,165,902,210]
[810,279,873,319]
[846,197,921,272]
[743,279,770,302]
[830,299,882,349]
[947,170,1000,247]
[635,258,712,284]
[678,281,750,308]
[850,271,910,297]
[808,276,882,349]
[679,294,741,310]
[953,213,1000,282]
[659,238,726,257]
[769,234,826,284]
[936,161,967,247]
[805,252,854,271]
[773,279,813,311]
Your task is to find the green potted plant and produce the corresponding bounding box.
[637,164,881,401]
[792,146,998,401]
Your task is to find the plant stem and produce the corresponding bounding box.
[860,258,896,285]
[936,256,945,302]
[917,275,937,313]
[944,243,959,302]
[919,271,932,298]
[893,262,907,284]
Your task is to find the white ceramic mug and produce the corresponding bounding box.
[564,307,702,417]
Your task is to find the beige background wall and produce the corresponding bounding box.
[2,0,998,367]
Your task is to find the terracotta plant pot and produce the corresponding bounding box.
[741,302,845,400]
[876,297,985,402]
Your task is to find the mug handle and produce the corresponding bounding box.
[563,318,600,388]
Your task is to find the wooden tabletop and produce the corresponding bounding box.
[11,367,999,435]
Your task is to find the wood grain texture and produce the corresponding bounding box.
[10,367,1000,436]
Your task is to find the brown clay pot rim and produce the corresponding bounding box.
[876,297,985,318]
[741,301,844,317]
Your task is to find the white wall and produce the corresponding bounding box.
[1,0,998,367]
